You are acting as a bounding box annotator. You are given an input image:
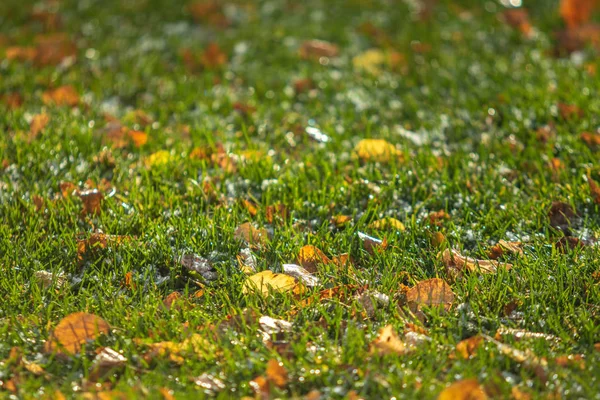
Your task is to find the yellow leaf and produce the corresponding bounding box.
[45,312,111,356]
[407,278,454,311]
[438,379,488,400]
[353,48,386,75]
[354,139,399,163]
[242,270,305,296]
[42,85,79,107]
[29,113,50,139]
[296,245,331,273]
[369,217,405,231]
[370,325,408,355]
[145,150,172,168]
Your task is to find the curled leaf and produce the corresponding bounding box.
[441,248,512,277]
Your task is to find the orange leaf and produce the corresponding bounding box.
[299,40,340,59]
[265,359,288,388]
[437,379,488,400]
[42,85,79,107]
[78,189,104,216]
[5,46,37,62]
[29,113,50,139]
[406,278,454,312]
[45,312,110,356]
[297,245,331,273]
[588,175,600,204]
[441,248,512,277]
[502,9,532,36]
[127,130,148,147]
[581,131,600,147]
[370,325,408,356]
[455,335,483,359]
[1,92,23,109]
[234,222,269,247]
[560,0,598,28]
[200,43,227,69]
[34,33,77,66]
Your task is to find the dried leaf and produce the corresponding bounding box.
[369,217,405,231]
[501,9,533,36]
[548,201,577,232]
[296,245,331,273]
[581,131,600,147]
[249,375,269,399]
[282,264,320,287]
[441,248,512,277]
[455,335,483,359]
[588,175,600,204]
[428,210,450,225]
[127,130,148,147]
[78,189,103,216]
[437,379,488,400]
[557,102,583,120]
[34,270,66,289]
[353,48,386,75]
[45,312,111,355]
[494,327,559,343]
[200,43,227,69]
[187,1,229,27]
[265,203,288,223]
[141,334,210,365]
[29,113,50,139]
[370,325,408,355]
[357,231,387,254]
[560,0,598,28]
[42,85,79,107]
[331,214,351,227]
[406,278,454,312]
[235,222,269,247]
[77,233,130,261]
[488,240,524,259]
[34,34,77,66]
[265,359,288,388]
[237,247,257,274]
[89,347,127,382]
[5,46,37,62]
[259,316,293,343]
[242,270,305,297]
[354,139,400,162]
[1,92,23,109]
[163,292,182,311]
[299,40,339,59]
[180,253,218,282]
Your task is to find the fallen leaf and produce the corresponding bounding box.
[588,175,600,204]
[34,33,77,66]
[1,92,23,109]
[45,312,111,356]
[242,271,305,297]
[296,245,331,273]
[554,24,600,55]
[163,292,182,311]
[455,335,483,359]
[557,102,583,120]
[483,335,548,382]
[370,325,408,355]
[265,203,288,223]
[249,375,269,399]
[369,217,405,231]
[548,201,577,232]
[187,1,229,27]
[242,199,259,217]
[258,316,293,343]
[78,189,103,216]
[560,0,598,28]
[89,347,127,382]
[77,233,131,261]
[42,85,79,107]
[29,113,50,139]
[200,43,227,69]
[180,253,218,282]
[299,40,339,59]
[159,388,175,400]
[34,270,66,289]
[488,240,524,259]
[127,130,148,147]
[237,248,257,274]
[494,327,559,343]
[581,131,600,147]
[235,223,269,247]
[354,139,400,162]
[331,214,351,227]
[282,264,320,287]
[437,379,488,400]
[501,9,533,36]
[406,278,454,312]
[265,359,288,388]
[5,46,37,62]
[144,150,172,167]
[428,210,450,225]
[357,231,387,254]
[441,249,512,277]
[353,48,387,75]
[554,354,585,369]
[141,334,210,365]
[511,387,533,400]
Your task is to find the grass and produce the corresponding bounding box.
[1,0,600,398]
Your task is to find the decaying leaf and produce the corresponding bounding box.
[34,33,77,66]
[427,210,450,225]
[560,0,598,28]
[369,217,405,231]
[406,278,454,312]
[282,264,320,287]
[42,85,79,107]
[299,40,339,59]
[88,347,127,382]
[494,327,560,343]
[180,253,218,282]
[163,292,182,311]
[237,247,257,274]
[370,325,409,356]
[296,245,331,273]
[242,270,305,297]
[29,113,50,140]
[587,175,600,204]
[354,139,400,163]
[437,379,488,400]
[34,270,66,289]
[483,335,548,381]
[265,359,288,388]
[45,312,111,356]
[141,334,210,365]
[78,189,103,216]
[548,201,578,232]
[234,222,269,247]
[557,102,583,120]
[258,316,293,343]
[488,240,524,259]
[187,1,229,27]
[454,335,483,359]
[501,9,533,36]
[353,48,387,75]
[200,43,228,69]
[358,231,388,254]
[581,131,600,147]
[77,233,131,261]
[441,248,512,277]
[1,92,23,109]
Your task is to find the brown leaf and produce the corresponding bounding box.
[265,203,288,224]
[163,292,182,311]
[406,278,454,312]
[370,325,408,355]
[358,231,387,254]
[488,240,523,259]
[581,131,600,147]
[501,9,533,36]
[428,210,450,225]
[42,85,79,107]
[588,175,600,204]
[554,24,600,55]
[29,113,50,139]
[187,1,229,27]
[557,102,583,120]
[234,223,269,247]
[89,347,127,382]
[296,245,331,273]
[34,33,77,66]
[77,233,131,262]
[560,0,598,28]
[78,189,103,216]
[1,92,23,109]
[265,359,288,388]
[299,40,339,60]
[5,46,37,62]
[437,379,488,400]
[45,312,111,356]
[548,201,577,232]
[441,249,513,277]
[200,43,227,69]
[455,335,483,359]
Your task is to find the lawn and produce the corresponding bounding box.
[1,0,600,398]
